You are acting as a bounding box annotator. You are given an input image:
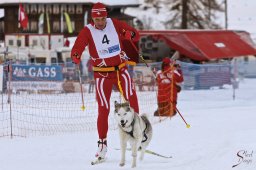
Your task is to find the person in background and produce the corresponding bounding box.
[64,38,70,47]
[154,57,183,117]
[71,2,140,161]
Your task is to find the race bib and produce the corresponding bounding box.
[87,18,121,58]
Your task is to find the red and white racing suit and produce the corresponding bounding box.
[156,66,183,116]
[71,18,139,139]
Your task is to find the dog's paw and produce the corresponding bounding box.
[119,162,125,167]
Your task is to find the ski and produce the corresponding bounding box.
[145,149,172,159]
[91,157,106,165]
[114,148,172,159]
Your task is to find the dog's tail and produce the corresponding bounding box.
[140,113,149,123]
[140,113,149,121]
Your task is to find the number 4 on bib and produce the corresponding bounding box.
[102,34,110,44]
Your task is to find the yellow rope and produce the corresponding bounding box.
[116,70,126,102]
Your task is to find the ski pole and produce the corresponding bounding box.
[129,40,178,78]
[168,59,190,128]
[167,84,190,128]
[175,107,190,128]
[129,40,157,78]
[76,64,85,111]
[171,62,190,128]
[169,95,190,128]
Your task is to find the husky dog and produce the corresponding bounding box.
[114,101,153,168]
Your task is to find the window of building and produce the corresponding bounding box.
[46,4,52,14]
[68,5,75,14]
[76,5,83,14]
[53,4,60,14]
[244,57,249,62]
[31,4,37,15]
[53,21,60,33]
[31,21,38,32]
[24,4,30,14]
[35,57,46,64]
[51,58,57,65]
[0,21,4,33]
[9,40,14,46]
[29,57,35,64]
[32,40,38,46]
[17,40,21,47]
[38,4,45,14]
[61,4,67,13]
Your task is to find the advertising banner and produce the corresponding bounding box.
[12,65,63,81]
[11,81,63,91]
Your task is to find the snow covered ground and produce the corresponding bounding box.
[0,78,255,170]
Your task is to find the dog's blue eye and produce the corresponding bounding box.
[124,113,127,115]
[118,113,120,116]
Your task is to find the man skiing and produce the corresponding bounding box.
[71,2,140,163]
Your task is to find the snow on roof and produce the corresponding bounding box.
[0,0,140,6]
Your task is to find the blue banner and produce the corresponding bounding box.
[12,65,63,81]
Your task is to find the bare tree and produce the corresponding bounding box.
[164,0,225,29]
[140,0,225,29]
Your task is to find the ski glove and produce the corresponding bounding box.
[72,52,81,64]
[174,63,180,69]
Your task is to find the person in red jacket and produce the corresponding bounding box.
[154,57,184,117]
[71,2,139,160]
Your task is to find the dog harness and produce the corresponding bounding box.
[93,61,136,102]
[141,116,149,143]
[92,61,136,72]
[121,115,149,143]
[125,118,136,138]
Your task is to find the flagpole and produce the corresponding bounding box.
[61,11,64,33]
[17,3,28,59]
[17,30,20,60]
[84,11,88,26]
[17,4,21,61]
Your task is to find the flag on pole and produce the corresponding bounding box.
[46,13,51,34]
[60,11,64,33]
[18,4,28,29]
[84,11,88,26]
[38,13,44,34]
[64,12,73,33]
